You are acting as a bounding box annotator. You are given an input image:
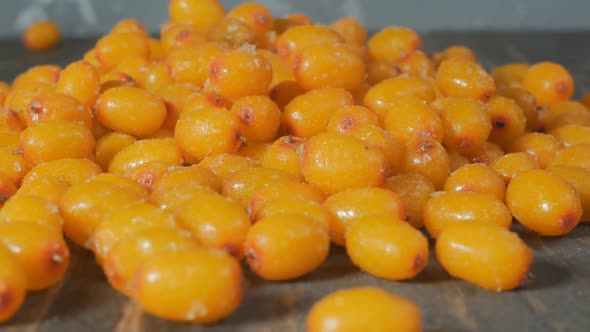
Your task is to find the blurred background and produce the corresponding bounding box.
[2,0,590,38]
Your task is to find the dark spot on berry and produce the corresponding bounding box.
[0,194,9,204]
[175,29,191,41]
[0,290,13,311]
[413,253,426,271]
[340,116,356,133]
[222,243,242,258]
[209,60,222,80]
[559,212,579,231]
[418,139,433,154]
[555,81,569,95]
[293,55,303,73]
[481,91,493,102]
[457,138,472,148]
[494,118,506,129]
[239,107,254,124]
[255,13,269,26]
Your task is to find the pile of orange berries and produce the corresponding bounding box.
[1,0,590,330]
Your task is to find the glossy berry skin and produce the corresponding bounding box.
[95,132,137,171]
[326,105,379,135]
[522,62,574,106]
[363,76,436,119]
[0,146,30,187]
[492,63,528,88]
[549,143,590,169]
[330,16,368,47]
[261,136,305,180]
[0,195,63,232]
[132,248,243,324]
[301,132,388,194]
[253,198,331,232]
[25,92,93,129]
[283,88,354,138]
[0,245,26,323]
[230,95,281,143]
[0,108,24,133]
[248,181,324,220]
[0,223,69,291]
[444,163,506,201]
[245,214,329,281]
[382,173,435,228]
[346,216,428,280]
[95,32,150,70]
[351,124,404,175]
[95,86,166,137]
[424,191,512,238]
[226,2,273,44]
[23,20,60,51]
[490,152,540,185]
[368,26,421,62]
[382,96,443,144]
[509,133,563,169]
[395,50,435,78]
[54,61,101,108]
[108,138,183,176]
[486,98,527,149]
[13,176,69,206]
[22,158,102,186]
[496,86,539,131]
[19,120,95,166]
[276,25,344,66]
[153,165,221,194]
[307,287,422,332]
[436,59,495,101]
[221,167,297,208]
[12,65,60,88]
[507,169,582,236]
[197,153,256,180]
[436,222,532,291]
[547,165,590,222]
[401,137,450,189]
[463,141,505,166]
[166,43,222,87]
[323,188,406,246]
[168,0,225,29]
[206,17,257,49]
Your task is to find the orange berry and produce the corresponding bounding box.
[0,171,16,209]
[95,132,137,171]
[142,60,175,93]
[485,96,527,149]
[447,150,471,172]
[0,244,26,323]
[436,222,532,291]
[324,187,406,246]
[444,163,506,201]
[245,214,329,280]
[401,137,450,189]
[549,143,590,169]
[382,173,436,228]
[550,125,590,147]
[0,223,69,290]
[253,198,330,232]
[363,76,436,119]
[22,158,101,186]
[283,87,354,138]
[226,2,273,44]
[276,25,344,66]
[230,95,281,143]
[166,42,223,86]
[350,125,403,175]
[432,45,477,67]
[261,135,305,180]
[0,132,20,150]
[492,63,529,88]
[22,20,60,51]
[110,18,148,36]
[222,167,297,208]
[95,32,150,70]
[522,61,574,106]
[301,132,388,194]
[206,17,256,49]
[496,86,539,131]
[19,120,95,166]
[507,169,582,236]
[248,181,324,219]
[463,141,505,166]
[90,173,149,198]
[175,106,242,162]
[197,153,255,180]
[490,152,540,185]
[424,191,512,238]
[382,96,444,143]
[4,82,54,123]
[346,216,428,280]
[509,133,563,169]
[55,60,101,108]
[108,138,183,175]
[436,59,495,101]
[235,142,271,165]
[366,59,400,85]
[13,175,69,206]
[153,165,221,194]
[168,0,225,30]
[326,105,379,135]
[330,17,368,47]
[546,165,590,222]
[25,92,93,129]
[395,50,435,78]
[149,183,216,212]
[0,195,63,232]
[368,26,421,62]
[307,287,422,332]
[12,65,60,88]
[0,108,24,133]
[0,146,30,186]
[157,83,201,130]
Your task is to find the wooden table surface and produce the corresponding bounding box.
[1,31,590,332]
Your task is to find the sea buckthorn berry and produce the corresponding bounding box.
[545,101,589,124]
[198,153,255,180]
[167,27,208,50]
[447,150,470,172]
[0,195,63,232]
[108,138,183,175]
[0,172,16,209]
[208,47,272,100]
[0,132,20,150]
[253,198,330,232]
[307,287,422,332]
[353,126,403,176]
[545,108,590,132]
[91,202,178,263]
[492,63,529,88]
[142,60,174,93]
[19,120,95,166]
[13,176,69,206]
[550,125,590,147]
[424,191,512,238]
[181,90,229,114]
[22,20,60,51]
[127,161,170,191]
[0,223,69,291]
[436,222,532,291]
[22,158,101,186]
[261,135,305,180]
[257,49,295,87]
[153,165,221,194]
[222,167,297,208]
[114,56,149,86]
[522,61,574,106]
[236,142,271,165]
[166,42,223,87]
[346,216,428,280]
[95,132,136,171]
[363,76,436,119]
[368,26,421,62]
[382,96,444,144]
[25,92,93,129]
[175,107,241,162]
[401,137,450,189]
[436,59,495,101]
[12,65,60,88]
[302,132,388,194]
[168,0,225,30]
[549,143,590,169]
[0,244,26,323]
[103,228,198,295]
[95,32,150,70]
[227,2,273,44]
[383,173,436,228]
[245,214,329,280]
[55,60,101,108]
[463,141,504,166]
[206,17,256,49]
[158,83,201,130]
[507,169,582,235]
[485,96,527,149]
[90,173,149,198]
[248,182,324,219]
[132,248,242,324]
[547,165,590,221]
[491,152,540,185]
[0,108,23,132]
[276,25,344,66]
[0,146,30,186]
[5,82,54,123]
[330,17,367,47]
[367,59,400,85]
[444,163,506,201]
[60,180,146,247]
[95,86,166,137]
[148,38,164,60]
[230,95,281,143]
[283,88,353,138]
[395,50,435,78]
[496,86,539,131]
[323,188,406,246]
[149,184,216,212]
[293,43,366,92]
[326,105,379,135]
[432,45,477,67]
[509,133,563,169]
[110,18,148,36]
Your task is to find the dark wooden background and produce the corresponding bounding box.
[1,32,590,332]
